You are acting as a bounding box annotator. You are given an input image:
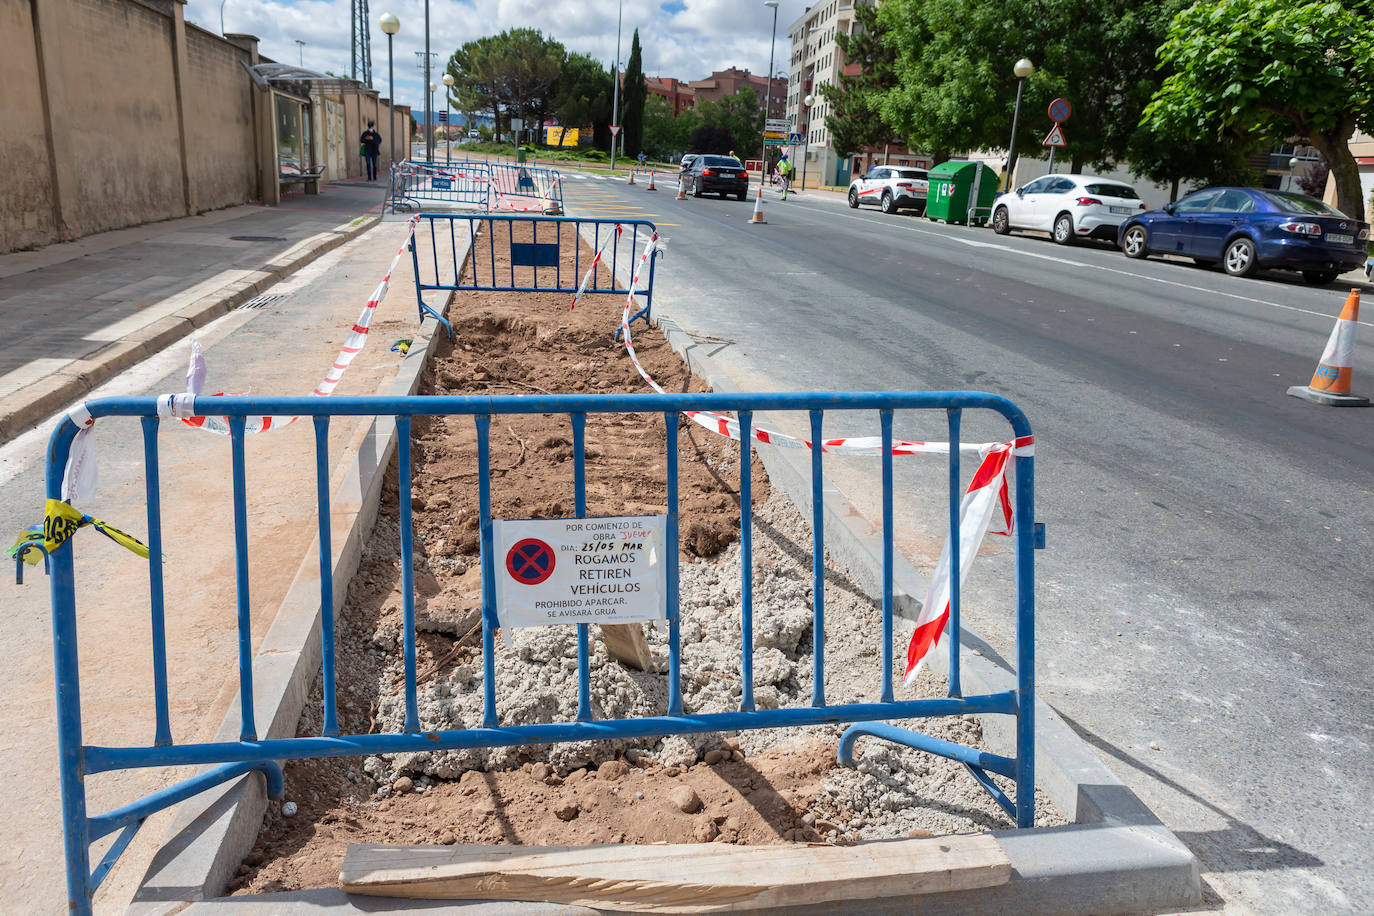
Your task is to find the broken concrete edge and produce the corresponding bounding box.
[0,215,380,446]
[652,315,1200,913]
[124,251,459,915]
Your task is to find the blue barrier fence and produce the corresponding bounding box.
[389,160,491,213]
[35,389,1036,913]
[409,214,660,341]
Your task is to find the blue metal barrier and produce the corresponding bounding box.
[486,162,564,214]
[389,160,491,213]
[409,214,661,341]
[40,390,1036,914]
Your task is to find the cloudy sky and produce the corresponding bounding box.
[187,0,801,121]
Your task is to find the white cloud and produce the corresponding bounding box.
[189,0,794,119]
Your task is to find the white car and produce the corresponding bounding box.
[990,174,1147,245]
[848,165,929,214]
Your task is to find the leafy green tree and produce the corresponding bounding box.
[689,124,734,155]
[878,0,1186,175]
[449,36,503,138]
[1143,0,1374,219]
[642,94,694,160]
[621,30,647,157]
[447,29,564,142]
[820,2,899,158]
[696,86,765,160]
[554,52,614,148]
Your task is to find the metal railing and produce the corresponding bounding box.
[37,389,1037,913]
[389,160,491,213]
[409,214,660,340]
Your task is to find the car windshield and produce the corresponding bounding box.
[895,169,927,179]
[1259,191,1347,217]
[702,156,741,167]
[1085,183,1139,200]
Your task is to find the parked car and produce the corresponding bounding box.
[689,155,749,200]
[1118,188,1370,285]
[990,174,1146,244]
[848,165,929,214]
[1367,257,1374,282]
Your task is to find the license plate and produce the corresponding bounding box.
[1110,206,1133,215]
[1326,233,1353,244]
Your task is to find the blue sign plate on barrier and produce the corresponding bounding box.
[432,177,452,190]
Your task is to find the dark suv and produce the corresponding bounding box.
[690,155,749,200]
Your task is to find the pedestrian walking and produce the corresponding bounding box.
[360,121,383,181]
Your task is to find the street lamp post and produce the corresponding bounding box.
[294,39,306,67]
[423,0,432,161]
[380,13,400,170]
[761,0,780,188]
[1004,58,1034,191]
[443,73,455,164]
[610,0,623,168]
[801,93,814,192]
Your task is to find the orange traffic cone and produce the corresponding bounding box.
[627,168,635,186]
[748,183,766,224]
[1287,289,1369,406]
[675,175,687,200]
[646,168,657,191]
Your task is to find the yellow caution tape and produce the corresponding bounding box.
[7,499,149,565]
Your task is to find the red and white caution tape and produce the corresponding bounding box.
[614,230,1034,685]
[570,224,624,310]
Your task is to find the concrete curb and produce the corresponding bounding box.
[126,230,460,914]
[651,313,1200,914]
[0,215,379,445]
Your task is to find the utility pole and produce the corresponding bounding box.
[610,0,623,168]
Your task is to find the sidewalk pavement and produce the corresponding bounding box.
[0,214,437,912]
[0,178,392,444]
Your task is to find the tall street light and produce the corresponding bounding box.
[379,14,400,170]
[610,0,623,168]
[800,92,814,192]
[423,0,432,161]
[443,73,455,164]
[1005,57,1034,191]
[761,0,779,186]
[295,39,306,67]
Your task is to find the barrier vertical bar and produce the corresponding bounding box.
[313,416,339,736]
[1014,446,1036,828]
[488,217,496,287]
[644,238,657,322]
[477,415,499,728]
[397,416,420,733]
[738,410,755,712]
[572,412,592,722]
[448,218,457,287]
[531,218,538,289]
[665,412,682,716]
[139,416,172,745]
[228,416,257,740]
[469,218,477,288]
[49,421,93,914]
[809,410,825,707]
[508,218,515,289]
[429,217,439,285]
[879,409,894,703]
[947,408,962,698]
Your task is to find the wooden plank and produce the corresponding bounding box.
[598,622,653,671]
[340,835,1011,912]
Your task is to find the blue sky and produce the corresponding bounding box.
[187,0,798,124]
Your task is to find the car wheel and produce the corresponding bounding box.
[848,187,859,208]
[1302,269,1339,286]
[1052,213,1075,245]
[692,179,703,198]
[881,192,895,214]
[1223,237,1257,277]
[992,206,1011,235]
[1121,225,1149,259]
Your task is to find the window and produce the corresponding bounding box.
[1044,177,1077,194]
[1173,190,1221,213]
[1020,177,1055,194]
[1085,183,1140,200]
[1261,190,1344,216]
[1208,190,1255,213]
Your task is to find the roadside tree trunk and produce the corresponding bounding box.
[1301,120,1364,220]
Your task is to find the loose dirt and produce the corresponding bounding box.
[232,220,1062,897]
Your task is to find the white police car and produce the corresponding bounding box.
[848,165,929,215]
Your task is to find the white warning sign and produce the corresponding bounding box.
[493,515,668,628]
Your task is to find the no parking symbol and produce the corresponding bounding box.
[506,538,556,585]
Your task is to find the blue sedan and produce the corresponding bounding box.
[1117,187,1369,285]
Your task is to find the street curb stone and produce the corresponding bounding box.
[0,216,379,445]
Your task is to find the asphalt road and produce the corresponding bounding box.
[564,175,1374,911]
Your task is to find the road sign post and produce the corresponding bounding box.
[1045,99,1071,173]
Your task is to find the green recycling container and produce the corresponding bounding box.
[925,160,1000,226]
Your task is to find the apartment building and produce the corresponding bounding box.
[689,67,788,119]
[786,0,866,187]
[646,77,696,117]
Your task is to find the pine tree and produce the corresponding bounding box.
[621,30,647,158]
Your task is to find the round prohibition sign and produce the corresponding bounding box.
[506,538,556,585]
[1048,97,1072,123]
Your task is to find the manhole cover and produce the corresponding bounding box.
[229,235,287,242]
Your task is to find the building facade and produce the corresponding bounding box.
[786,0,863,187]
[689,67,788,119]
[645,76,696,116]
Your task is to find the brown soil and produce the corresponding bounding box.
[234,218,786,895]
